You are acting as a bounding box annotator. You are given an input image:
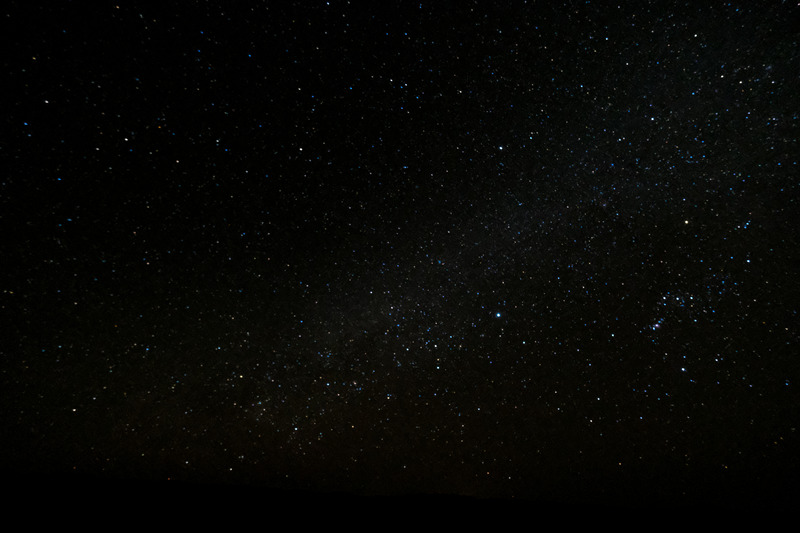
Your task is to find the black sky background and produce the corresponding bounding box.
[3,1,799,509]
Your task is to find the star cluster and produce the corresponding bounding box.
[3,1,798,507]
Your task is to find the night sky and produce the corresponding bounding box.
[3,1,799,509]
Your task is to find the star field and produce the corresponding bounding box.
[2,1,799,508]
